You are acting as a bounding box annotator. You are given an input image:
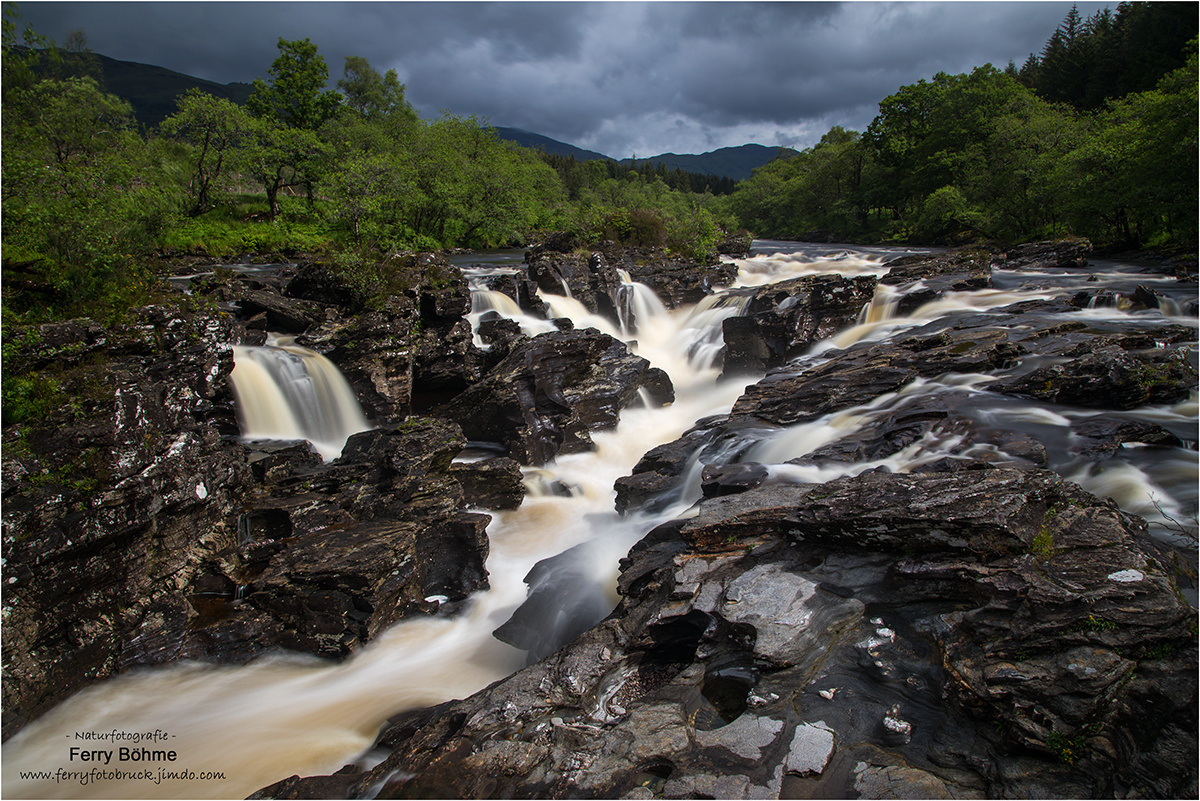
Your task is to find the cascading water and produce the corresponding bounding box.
[4,242,1196,800]
[229,336,371,461]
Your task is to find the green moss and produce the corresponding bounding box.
[1031,527,1054,558]
[1071,614,1119,632]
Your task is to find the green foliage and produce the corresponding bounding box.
[1030,524,1055,559]
[246,37,341,131]
[731,37,1196,249]
[159,89,253,216]
[337,55,417,124]
[1016,2,1198,109]
[1046,730,1087,766]
[2,67,176,323]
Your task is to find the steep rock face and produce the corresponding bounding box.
[255,469,1196,800]
[192,253,487,423]
[292,256,486,420]
[719,274,878,375]
[1,274,499,737]
[1,308,250,740]
[176,419,492,662]
[441,329,674,465]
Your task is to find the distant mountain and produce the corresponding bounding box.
[491,127,612,163]
[92,53,254,129]
[37,51,254,129]
[66,53,787,181]
[622,144,796,182]
[491,128,793,182]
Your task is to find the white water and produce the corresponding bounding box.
[229,337,372,461]
[4,244,1196,799]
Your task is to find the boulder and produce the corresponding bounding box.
[719,274,878,375]
[441,329,674,465]
[450,457,527,510]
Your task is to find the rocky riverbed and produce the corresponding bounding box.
[2,237,1196,799]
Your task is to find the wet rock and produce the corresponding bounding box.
[526,237,738,316]
[700,462,769,498]
[1,307,250,739]
[442,329,673,465]
[257,463,1195,800]
[990,345,1196,409]
[1069,416,1184,459]
[614,417,730,514]
[731,326,1023,426]
[999,237,1092,270]
[177,418,493,662]
[493,542,616,662]
[881,246,996,314]
[284,262,357,308]
[236,289,325,334]
[450,456,526,509]
[720,274,878,375]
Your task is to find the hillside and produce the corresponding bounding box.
[92,52,253,129]
[622,144,796,182]
[490,127,612,163]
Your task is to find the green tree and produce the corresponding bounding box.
[159,89,253,216]
[3,75,173,321]
[1056,45,1198,246]
[247,37,341,130]
[246,38,341,216]
[337,55,417,124]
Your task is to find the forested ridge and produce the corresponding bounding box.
[2,2,1195,331]
[731,3,1197,249]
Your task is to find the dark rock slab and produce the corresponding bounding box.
[989,345,1196,410]
[720,274,878,375]
[172,418,493,663]
[1069,416,1186,460]
[254,467,1196,800]
[450,456,526,509]
[442,329,673,465]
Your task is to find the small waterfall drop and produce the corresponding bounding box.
[614,269,670,336]
[230,337,371,461]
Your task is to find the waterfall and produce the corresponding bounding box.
[229,338,371,461]
[4,243,1196,801]
[614,269,669,336]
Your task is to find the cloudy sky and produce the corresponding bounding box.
[19,1,1111,158]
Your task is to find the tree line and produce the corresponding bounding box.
[730,3,1197,249]
[1,11,734,325]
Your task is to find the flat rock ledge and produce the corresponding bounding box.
[256,468,1196,800]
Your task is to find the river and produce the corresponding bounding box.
[3,241,1196,799]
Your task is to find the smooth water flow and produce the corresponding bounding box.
[4,243,1196,800]
[229,338,371,461]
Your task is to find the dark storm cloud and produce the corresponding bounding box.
[15,2,1109,158]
